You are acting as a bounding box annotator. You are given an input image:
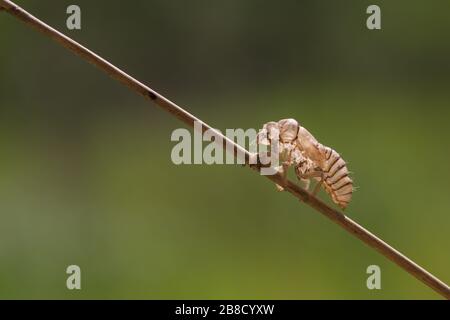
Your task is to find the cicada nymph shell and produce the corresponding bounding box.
[257,118,354,209]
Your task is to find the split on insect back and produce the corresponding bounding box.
[255,118,354,209]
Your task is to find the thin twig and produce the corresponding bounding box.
[1,0,449,299]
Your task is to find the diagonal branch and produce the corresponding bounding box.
[1,0,449,299]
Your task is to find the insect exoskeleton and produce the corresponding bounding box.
[257,118,353,209]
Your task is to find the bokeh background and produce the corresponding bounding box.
[0,0,449,299]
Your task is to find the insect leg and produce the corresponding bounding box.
[275,146,295,191]
[312,179,323,195]
[296,170,323,179]
[297,170,325,194]
[301,178,310,190]
[275,163,290,191]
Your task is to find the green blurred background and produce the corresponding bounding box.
[0,0,449,299]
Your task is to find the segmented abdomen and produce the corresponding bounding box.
[321,146,353,209]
